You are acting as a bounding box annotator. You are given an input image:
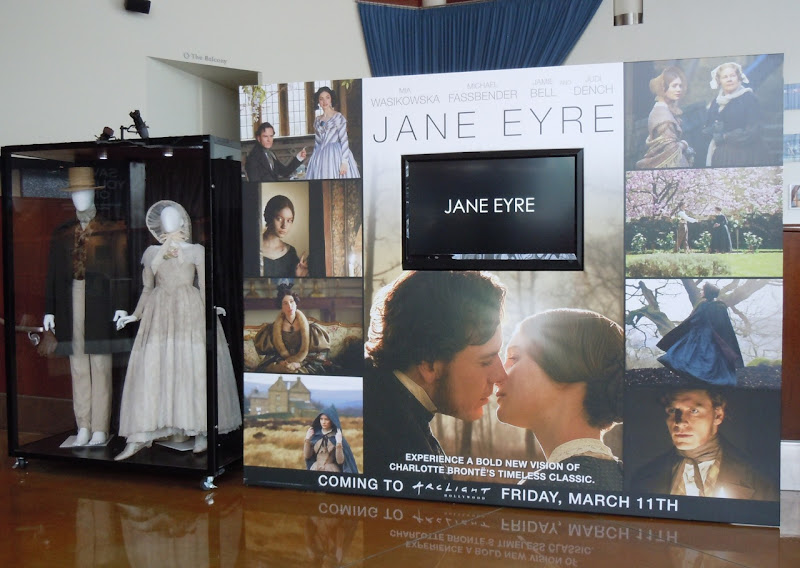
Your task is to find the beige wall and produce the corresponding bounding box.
[568,0,796,71]
[0,0,370,146]
[2,1,799,147]
[1,0,798,146]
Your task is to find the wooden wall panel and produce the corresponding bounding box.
[783,227,800,439]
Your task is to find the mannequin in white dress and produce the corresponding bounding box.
[114,201,241,461]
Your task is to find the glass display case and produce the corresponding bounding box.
[2,136,243,486]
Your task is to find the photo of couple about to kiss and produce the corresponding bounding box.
[365,270,624,491]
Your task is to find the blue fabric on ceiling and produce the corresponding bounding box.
[358,0,603,77]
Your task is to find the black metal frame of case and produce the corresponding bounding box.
[1,135,243,483]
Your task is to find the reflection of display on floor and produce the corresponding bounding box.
[244,416,364,472]
[244,508,364,567]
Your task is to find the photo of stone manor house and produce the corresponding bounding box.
[248,376,317,417]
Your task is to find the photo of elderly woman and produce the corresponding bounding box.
[704,62,769,167]
[304,407,358,473]
[305,86,361,180]
[495,309,624,491]
[636,66,695,169]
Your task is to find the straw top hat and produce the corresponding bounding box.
[61,167,104,192]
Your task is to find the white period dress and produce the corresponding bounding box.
[118,243,241,444]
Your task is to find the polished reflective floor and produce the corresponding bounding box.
[1,434,798,567]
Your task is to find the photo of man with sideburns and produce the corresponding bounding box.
[364,271,506,478]
[245,122,306,182]
[630,387,778,501]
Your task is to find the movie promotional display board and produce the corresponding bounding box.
[239,54,782,526]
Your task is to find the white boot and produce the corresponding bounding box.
[193,434,208,454]
[114,442,148,461]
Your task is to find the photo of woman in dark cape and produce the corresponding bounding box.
[304,406,358,474]
[709,207,733,253]
[656,283,744,385]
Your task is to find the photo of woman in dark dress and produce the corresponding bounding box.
[704,62,768,167]
[709,207,733,253]
[261,195,309,277]
[657,283,743,386]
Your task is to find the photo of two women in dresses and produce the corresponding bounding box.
[240,80,362,183]
[626,54,783,171]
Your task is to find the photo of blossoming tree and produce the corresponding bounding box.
[625,166,782,278]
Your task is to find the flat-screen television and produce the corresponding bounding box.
[402,148,584,271]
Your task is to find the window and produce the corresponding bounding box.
[241,80,335,139]
[287,82,307,137]
[240,84,281,140]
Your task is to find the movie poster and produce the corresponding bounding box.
[240,55,782,526]
[355,62,630,514]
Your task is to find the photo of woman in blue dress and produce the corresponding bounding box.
[305,86,361,180]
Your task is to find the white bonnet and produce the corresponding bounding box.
[145,200,191,243]
[709,62,749,89]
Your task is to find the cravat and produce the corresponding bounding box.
[691,461,705,497]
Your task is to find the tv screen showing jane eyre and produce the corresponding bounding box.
[402,148,584,271]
